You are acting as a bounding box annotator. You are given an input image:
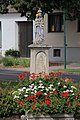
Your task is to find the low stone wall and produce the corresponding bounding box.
[21,113,75,120]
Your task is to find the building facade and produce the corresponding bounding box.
[44,12,80,63]
[0,10,80,63]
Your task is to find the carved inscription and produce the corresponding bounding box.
[36,52,46,73]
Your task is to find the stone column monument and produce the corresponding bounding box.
[29,8,51,74]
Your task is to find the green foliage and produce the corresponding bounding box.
[5,49,20,57]
[0,81,18,117]
[0,0,80,20]
[19,58,30,67]
[1,57,30,67]
[2,57,14,66]
[13,71,80,115]
[11,0,80,20]
[0,0,10,14]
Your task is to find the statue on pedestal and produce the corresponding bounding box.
[34,8,44,45]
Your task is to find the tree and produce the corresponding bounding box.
[0,0,80,20]
[10,0,80,20]
[0,0,10,14]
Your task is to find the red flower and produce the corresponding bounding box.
[45,99,51,105]
[18,101,24,105]
[44,75,50,79]
[35,92,42,95]
[23,71,27,74]
[30,75,35,79]
[18,74,25,79]
[56,71,62,75]
[54,76,57,79]
[53,89,57,93]
[45,95,51,105]
[76,101,79,106]
[29,95,35,99]
[39,72,43,74]
[31,105,36,109]
[33,99,37,103]
[49,71,54,75]
[61,92,68,97]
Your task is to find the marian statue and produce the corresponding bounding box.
[34,8,44,45]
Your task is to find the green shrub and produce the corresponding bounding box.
[1,57,30,67]
[0,58,2,64]
[5,49,20,57]
[0,88,18,117]
[0,81,21,117]
[2,57,14,66]
[19,58,30,67]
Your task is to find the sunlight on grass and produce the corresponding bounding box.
[57,68,80,73]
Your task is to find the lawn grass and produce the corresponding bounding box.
[56,68,80,73]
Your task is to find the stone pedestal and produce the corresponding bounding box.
[29,44,51,74]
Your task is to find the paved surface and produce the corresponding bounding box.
[0,63,80,83]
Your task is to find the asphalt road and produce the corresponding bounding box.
[0,69,80,83]
[0,69,22,81]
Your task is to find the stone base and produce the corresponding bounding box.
[29,44,51,74]
[21,113,74,120]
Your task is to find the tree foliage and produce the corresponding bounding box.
[0,0,80,20]
[0,0,10,14]
[11,0,80,20]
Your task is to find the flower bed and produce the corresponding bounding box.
[13,71,80,116]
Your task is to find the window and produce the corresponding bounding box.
[53,49,61,57]
[48,13,64,32]
[77,19,80,32]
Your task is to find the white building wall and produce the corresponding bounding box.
[0,13,27,56]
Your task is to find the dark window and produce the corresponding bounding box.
[77,19,80,32]
[48,13,64,32]
[53,49,61,57]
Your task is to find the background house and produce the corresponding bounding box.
[44,12,80,63]
[0,9,80,63]
[0,8,33,57]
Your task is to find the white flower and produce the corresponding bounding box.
[71,86,77,89]
[39,80,42,83]
[58,82,60,85]
[53,88,56,91]
[31,88,35,91]
[29,85,33,88]
[69,90,73,93]
[41,86,44,88]
[18,88,23,92]
[48,87,52,90]
[63,85,67,88]
[66,90,69,92]
[34,86,37,89]
[50,84,53,87]
[31,83,34,86]
[38,86,42,88]
[22,87,26,90]
[40,89,43,91]
[12,91,17,94]
[26,91,28,93]
[44,93,47,95]
[72,93,75,95]
[34,90,37,93]
[26,88,31,91]
[24,94,28,97]
[46,88,49,91]
[39,83,43,86]
[14,95,19,99]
